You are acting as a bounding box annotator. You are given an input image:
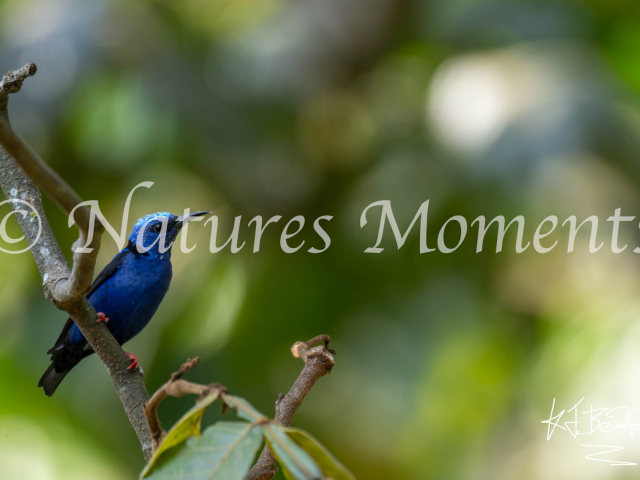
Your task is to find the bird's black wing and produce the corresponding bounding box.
[48,244,136,352]
[50,318,74,352]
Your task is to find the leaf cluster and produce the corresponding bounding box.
[141,391,354,480]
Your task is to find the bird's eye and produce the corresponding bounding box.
[150,223,163,234]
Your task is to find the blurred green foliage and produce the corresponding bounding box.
[2,0,640,479]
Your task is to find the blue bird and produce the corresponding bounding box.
[39,210,209,396]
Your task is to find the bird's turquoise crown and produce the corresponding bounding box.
[128,212,177,244]
[134,212,174,228]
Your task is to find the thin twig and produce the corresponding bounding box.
[245,335,336,480]
[170,356,201,381]
[144,357,204,450]
[0,63,153,459]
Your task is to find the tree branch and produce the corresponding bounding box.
[0,63,153,459]
[245,335,335,480]
[0,64,100,303]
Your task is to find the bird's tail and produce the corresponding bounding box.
[38,364,69,397]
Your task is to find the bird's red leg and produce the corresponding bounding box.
[96,312,109,324]
[125,352,139,371]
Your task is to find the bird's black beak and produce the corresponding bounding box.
[176,211,210,228]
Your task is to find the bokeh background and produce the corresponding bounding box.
[2,0,640,478]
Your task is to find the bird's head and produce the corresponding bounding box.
[128,211,209,255]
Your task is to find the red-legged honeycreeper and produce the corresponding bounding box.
[39,211,209,396]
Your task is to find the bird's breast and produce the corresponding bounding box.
[87,259,172,343]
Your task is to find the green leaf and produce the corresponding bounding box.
[262,424,323,480]
[141,390,219,477]
[223,394,267,422]
[283,427,355,480]
[143,421,263,480]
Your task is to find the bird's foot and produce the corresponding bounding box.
[125,352,140,371]
[96,312,109,324]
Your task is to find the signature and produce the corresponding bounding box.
[543,397,640,466]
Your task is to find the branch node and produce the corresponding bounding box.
[291,335,335,364]
[0,62,37,107]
